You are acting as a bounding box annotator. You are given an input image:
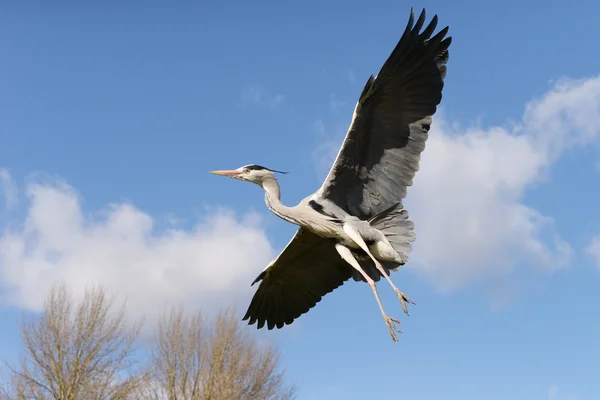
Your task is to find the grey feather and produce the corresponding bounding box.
[243,229,352,329]
[317,8,451,220]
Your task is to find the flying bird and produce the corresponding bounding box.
[211,8,451,341]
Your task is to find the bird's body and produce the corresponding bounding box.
[211,8,451,341]
[264,179,404,263]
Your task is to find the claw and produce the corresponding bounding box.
[395,289,415,315]
[384,315,403,342]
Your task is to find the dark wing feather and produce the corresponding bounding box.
[243,228,352,329]
[317,8,451,219]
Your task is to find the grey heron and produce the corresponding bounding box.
[211,8,451,342]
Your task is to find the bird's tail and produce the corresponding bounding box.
[351,203,416,283]
[368,202,416,261]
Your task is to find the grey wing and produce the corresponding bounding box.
[317,8,451,219]
[243,228,352,329]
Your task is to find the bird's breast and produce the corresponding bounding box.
[300,217,343,240]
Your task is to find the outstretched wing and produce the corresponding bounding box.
[317,8,451,220]
[243,228,352,329]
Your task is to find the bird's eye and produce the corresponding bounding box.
[243,169,250,174]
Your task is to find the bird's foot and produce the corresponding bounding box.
[395,289,415,315]
[384,315,402,342]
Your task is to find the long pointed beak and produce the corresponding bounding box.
[210,170,241,177]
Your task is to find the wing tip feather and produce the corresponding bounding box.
[250,270,266,286]
[241,277,351,331]
[413,8,427,33]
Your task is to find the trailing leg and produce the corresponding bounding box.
[335,243,402,342]
[343,224,415,314]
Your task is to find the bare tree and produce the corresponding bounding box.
[3,283,146,400]
[146,308,296,400]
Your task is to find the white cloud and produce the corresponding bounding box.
[0,174,274,323]
[586,236,600,269]
[0,168,18,210]
[315,75,600,291]
[242,84,285,110]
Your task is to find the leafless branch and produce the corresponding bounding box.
[146,307,296,400]
[3,283,146,400]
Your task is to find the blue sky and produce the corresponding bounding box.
[1,1,600,399]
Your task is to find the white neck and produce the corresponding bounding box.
[261,177,301,225]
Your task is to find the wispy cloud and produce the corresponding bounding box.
[329,93,347,112]
[347,69,356,84]
[317,68,358,85]
[586,235,600,269]
[0,173,274,324]
[0,168,18,210]
[314,75,600,292]
[312,118,348,178]
[548,385,578,400]
[242,84,285,111]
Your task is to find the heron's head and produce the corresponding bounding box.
[210,164,287,186]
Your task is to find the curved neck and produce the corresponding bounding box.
[261,177,301,225]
